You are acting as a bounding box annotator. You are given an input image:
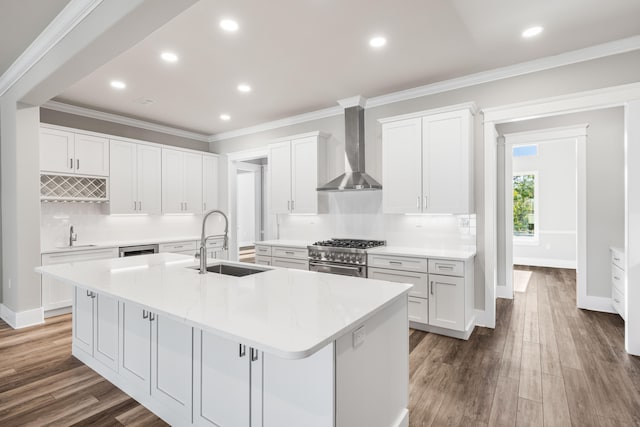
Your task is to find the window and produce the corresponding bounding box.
[513,173,537,238]
[512,144,538,157]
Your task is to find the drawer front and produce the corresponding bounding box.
[611,264,624,293]
[612,286,626,321]
[255,255,272,266]
[368,267,429,298]
[367,254,428,273]
[272,257,309,270]
[159,241,197,253]
[272,246,308,260]
[42,247,119,264]
[428,259,464,277]
[255,245,272,256]
[206,239,224,250]
[611,248,624,270]
[408,297,428,324]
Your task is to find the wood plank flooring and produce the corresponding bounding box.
[0,266,638,426]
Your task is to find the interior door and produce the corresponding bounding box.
[268,141,291,214]
[74,134,110,176]
[291,136,318,213]
[382,118,423,213]
[137,144,162,214]
[40,128,74,174]
[109,140,137,214]
[194,331,250,427]
[162,149,185,213]
[119,301,151,390]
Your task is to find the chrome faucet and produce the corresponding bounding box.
[69,225,77,247]
[199,209,229,274]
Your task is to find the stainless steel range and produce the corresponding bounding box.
[308,238,386,277]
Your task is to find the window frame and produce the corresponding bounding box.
[512,170,539,244]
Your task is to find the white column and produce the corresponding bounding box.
[483,122,498,328]
[0,100,42,327]
[625,100,640,356]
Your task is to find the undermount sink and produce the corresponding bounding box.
[189,263,270,277]
[56,244,98,249]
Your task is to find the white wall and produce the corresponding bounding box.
[497,108,624,298]
[236,171,256,247]
[511,141,577,268]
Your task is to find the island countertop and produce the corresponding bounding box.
[36,253,411,360]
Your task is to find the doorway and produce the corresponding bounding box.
[501,126,585,298]
[234,159,267,263]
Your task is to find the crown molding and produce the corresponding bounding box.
[210,35,640,142]
[338,95,367,108]
[0,0,104,97]
[208,105,343,142]
[43,100,210,142]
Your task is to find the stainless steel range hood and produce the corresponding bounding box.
[317,105,382,191]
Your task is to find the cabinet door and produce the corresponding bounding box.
[94,293,119,372]
[137,144,162,214]
[262,342,334,427]
[422,110,471,213]
[194,331,250,427]
[291,136,318,214]
[268,141,291,214]
[183,152,203,214]
[119,301,151,390]
[151,314,193,421]
[428,273,465,331]
[73,287,94,355]
[382,118,423,213]
[162,149,185,213]
[109,140,137,214]
[202,155,219,212]
[408,296,429,324]
[40,128,74,174]
[42,274,74,311]
[74,134,110,176]
[272,258,308,270]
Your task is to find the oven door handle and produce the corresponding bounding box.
[309,262,362,271]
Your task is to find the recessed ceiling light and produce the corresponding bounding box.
[369,36,387,48]
[220,19,239,32]
[110,80,126,89]
[161,52,178,62]
[220,114,231,121]
[237,84,251,93]
[522,26,543,38]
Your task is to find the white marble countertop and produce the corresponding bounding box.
[41,235,224,255]
[256,240,311,248]
[36,253,411,359]
[367,245,476,260]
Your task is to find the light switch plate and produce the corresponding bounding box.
[353,324,366,348]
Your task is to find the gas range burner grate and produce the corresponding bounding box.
[311,239,386,250]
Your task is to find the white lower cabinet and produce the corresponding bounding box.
[428,274,465,330]
[73,287,119,371]
[255,244,309,270]
[119,300,193,422]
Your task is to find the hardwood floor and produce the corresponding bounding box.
[0,266,638,426]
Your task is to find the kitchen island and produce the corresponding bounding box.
[36,253,411,427]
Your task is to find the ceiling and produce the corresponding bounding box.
[0,0,71,77]
[49,0,640,136]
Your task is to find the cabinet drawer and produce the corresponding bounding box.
[159,241,197,253]
[612,286,625,321]
[611,248,624,270]
[255,255,272,266]
[368,254,428,273]
[612,264,624,292]
[272,257,309,270]
[428,259,464,277]
[42,247,119,264]
[272,246,307,260]
[408,297,428,324]
[368,267,429,298]
[255,245,272,256]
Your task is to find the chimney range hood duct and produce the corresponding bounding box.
[317,105,382,191]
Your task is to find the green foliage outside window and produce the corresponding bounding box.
[513,174,535,236]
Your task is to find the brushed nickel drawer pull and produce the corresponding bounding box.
[389,261,403,265]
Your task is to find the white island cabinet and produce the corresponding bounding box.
[37,254,411,427]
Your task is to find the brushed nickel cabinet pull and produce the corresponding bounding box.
[239,344,246,358]
[250,348,259,361]
[149,312,156,322]
[416,196,420,209]
[143,310,149,319]
[70,158,73,169]
[76,159,79,170]
[430,281,434,295]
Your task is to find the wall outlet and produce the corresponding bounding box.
[353,325,366,348]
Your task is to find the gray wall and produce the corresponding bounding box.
[211,50,640,311]
[40,108,209,151]
[497,108,624,298]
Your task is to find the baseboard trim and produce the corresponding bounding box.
[410,320,476,340]
[496,286,513,299]
[0,304,44,329]
[392,408,409,427]
[44,306,72,318]
[474,309,493,328]
[577,295,616,314]
[513,257,577,269]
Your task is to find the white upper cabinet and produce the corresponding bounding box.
[162,148,203,214]
[268,132,326,215]
[110,140,161,215]
[40,126,109,176]
[202,154,219,212]
[380,104,475,214]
